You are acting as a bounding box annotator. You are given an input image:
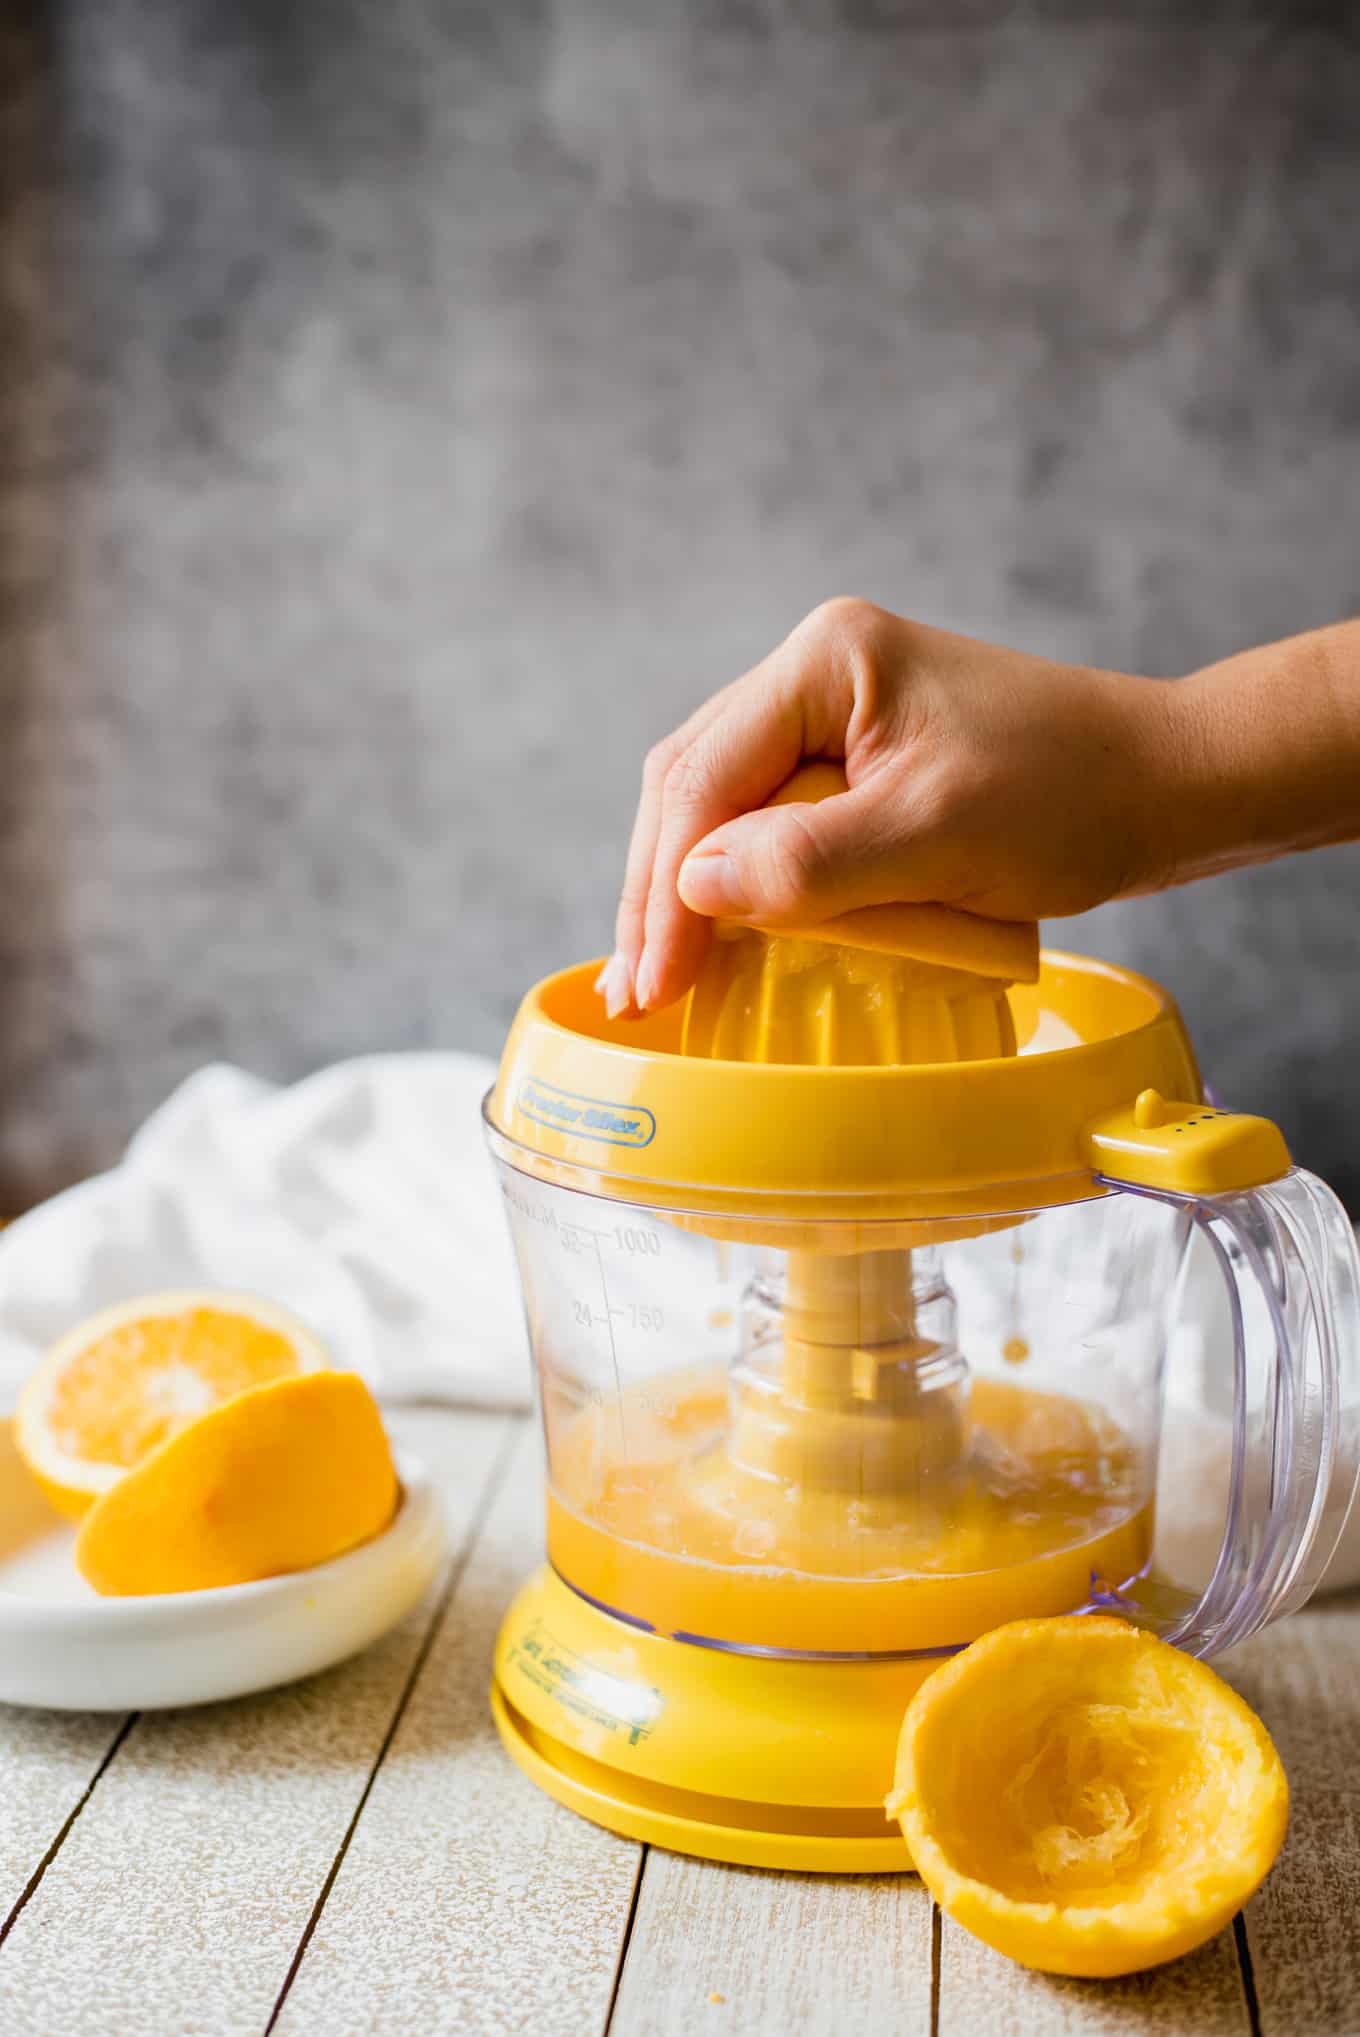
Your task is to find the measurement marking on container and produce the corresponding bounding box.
[560,1225,604,1256]
[613,1225,663,1256]
[591,1234,628,1458]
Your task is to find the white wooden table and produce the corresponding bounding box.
[2,1407,1356,2037]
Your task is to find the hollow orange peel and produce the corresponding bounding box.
[885,1615,1288,1978]
[74,1369,400,1596]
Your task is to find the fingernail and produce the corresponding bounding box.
[594,951,625,995]
[678,849,749,917]
[633,951,658,1010]
[599,952,633,1019]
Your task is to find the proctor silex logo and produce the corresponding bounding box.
[517,1078,656,1149]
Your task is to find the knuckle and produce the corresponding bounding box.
[803,595,884,645]
[661,747,711,809]
[799,597,892,730]
[642,737,678,788]
[617,867,650,915]
[759,808,826,911]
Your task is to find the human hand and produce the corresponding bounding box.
[598,599,1173,1016]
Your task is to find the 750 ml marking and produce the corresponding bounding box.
[572,1300,664,1332]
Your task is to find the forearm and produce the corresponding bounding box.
[606,604,1360,1008]
[1129,621,1360,893]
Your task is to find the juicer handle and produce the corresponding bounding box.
[1152,1170,1360,1653]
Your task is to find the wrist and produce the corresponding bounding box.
[1124,670,1229,893]
[1121,623,1360,895]
[1100,671,1200,899]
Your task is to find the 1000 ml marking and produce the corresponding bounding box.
[517,1078,656,1149]
[500,1182,666,1265]
[508,1620,662,1746]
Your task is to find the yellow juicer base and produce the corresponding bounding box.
[492,1566,927,1872]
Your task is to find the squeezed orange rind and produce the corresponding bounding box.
[886,1616,1288,1978]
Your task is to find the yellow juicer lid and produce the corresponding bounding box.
[496,818,1188,1230]
[487,763,1295,1216]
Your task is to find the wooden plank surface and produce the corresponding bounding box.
[0,1409,514,2037]
[937,1917,1249,2037]
[1226,1593,1360,2037]
[611,1851,934,2036]
[0,1709,130,1937]
[273,1420,641,2037]
[0,1422,132,1932]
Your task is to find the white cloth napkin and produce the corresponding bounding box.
[0,1054,530,1413]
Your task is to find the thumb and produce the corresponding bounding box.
[676,780,919,926]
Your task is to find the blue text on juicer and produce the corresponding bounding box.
[518,1078,657,1148]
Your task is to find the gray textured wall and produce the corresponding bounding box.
[2,0,1358,1209]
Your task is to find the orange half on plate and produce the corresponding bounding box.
[15,1291,328,1519]
[74,1369,400,1596]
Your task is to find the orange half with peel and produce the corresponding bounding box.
[886,1616,1287,1978]
[75,1369,400,1596]
[15,1291,327,1518]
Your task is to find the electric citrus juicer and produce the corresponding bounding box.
[484,765,1360,1872]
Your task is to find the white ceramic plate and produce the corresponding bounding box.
[0,1429,446,1711]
